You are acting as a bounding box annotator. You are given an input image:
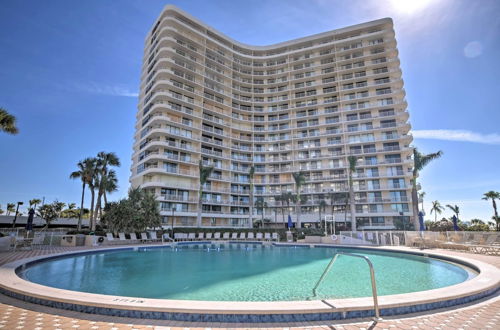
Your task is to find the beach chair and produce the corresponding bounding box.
[239,232,246,240]
[231,232,238,240]
[264,233,271,241]
[223,232,230,240]
[197,232,205,240]
[271,233,279,242]
[214,232,221,240]
[206,232,213,240]
[174,232,184,241]
[140,232,153,243]
[188,233,196,241]
[129,233,140,243]
[106,233,115,243]
[118,233,127,241]
[256,233,263,240]
[162,233,173,242]
[247,232,255,240]
[149,231,162,242]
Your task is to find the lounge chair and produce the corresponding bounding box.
[214,232,221,240]
[197,232,205,240]
[206,232,213,240]
[247,232,255,240]
[223,232,230,240]
[264,233,271,241]
[188,233,196,241]
[129,233,139,242]
[231,232,238,240]
[272,233,279,242]
[256,233,263,240]
[106,233,115,242]
[149,231,162,242]
[239,232,246,240]
[140,232,153,243]
[162,233,173,242]
[118,233,127,241]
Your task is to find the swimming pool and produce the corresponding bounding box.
[19,243,474,301]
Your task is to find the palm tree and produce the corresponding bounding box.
[446,204,460,219]
[70,157,97,230]
[29,198,42,211]
[248,166,255,228]
[6,203,15,216]
[255,197,267,222]
[430,200,444,222]
[281,191,294,219]
[418,191,426,212]
[412,148,443,227]
[292,171,306,228]
[197,160,214,227]
[102,169,118,206]
[0,108,18,134]
[94,152,120,224]
[318,199,327,231]
[345,156,357,231]
[482,191,500,231]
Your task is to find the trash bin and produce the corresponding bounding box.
[75,234,85,246]
[61,235,76,247]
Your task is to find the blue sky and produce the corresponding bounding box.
[0,0,499,221]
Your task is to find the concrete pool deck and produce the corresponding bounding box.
[0,244,499,329]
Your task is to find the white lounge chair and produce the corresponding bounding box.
[149,231,162,242]
[214,232,221,240]
[239,232,246,240]
[206,232,213,240]
[162,233,173,242]
[231,232,238,240]
[106,233,115,242]
[256,233,264,240]
[129,233,139,242]
[118,233,126,241]
[247,232,255,240]
[140,232,153,243]
[197,232,205,240]
[264,233,271,241]
[188,233,196,241]
[272,233,279,241]
[223,232,230,240]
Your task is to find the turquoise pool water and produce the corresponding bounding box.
[19,244,474,301]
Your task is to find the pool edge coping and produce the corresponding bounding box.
[0,243,498,320]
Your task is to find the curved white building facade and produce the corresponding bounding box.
[131,5,413,230]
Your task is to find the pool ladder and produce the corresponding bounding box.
[310,252,381,320]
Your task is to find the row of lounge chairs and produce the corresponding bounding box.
[173,232,279,241]
[105,232,162,245]
[407,232,500,255]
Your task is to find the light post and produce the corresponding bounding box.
[12,201,24,228]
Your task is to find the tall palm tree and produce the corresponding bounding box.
[102,169,118,206]
[418,191,426,212]
[0,108,18,134]
[318,199,327,230]
[29,198,42,211]
[6,203,15,216]
[446,204,460,219]
[345,156,357,231]
[197,160,214,227]
[94,152,120,222]
[248,166,255,228]
[255,197,267,222]
[70,157,97,230]
[482,191,500,231]
[430,200,444,222]
[412,148,443,227]
[292,171,306,228]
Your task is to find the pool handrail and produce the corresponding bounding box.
[310,252,381,320]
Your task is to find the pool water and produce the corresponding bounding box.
[20,244,474,301]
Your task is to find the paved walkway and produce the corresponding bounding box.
[0,245,499,330]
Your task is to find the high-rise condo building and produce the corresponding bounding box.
[131,5,413,230]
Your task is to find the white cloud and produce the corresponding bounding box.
[74,82,138,97]
[412,129,500,145]
[464,41,483,58]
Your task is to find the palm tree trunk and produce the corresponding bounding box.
[349,184,356,232]
[77,182,86,231]
[249,190,254,229]
[411,178,420,230]
[281,201,285,224]
[90,188,96,231]
[197,188,202,227]
[296,193,301,229]
[103,191,108,207]
[492,200,499,231]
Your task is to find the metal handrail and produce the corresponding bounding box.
[310,252,381,320]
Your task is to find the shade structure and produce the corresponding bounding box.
[418,211,425,231]
[287,215,293,229]
[452,215,459,231]
[25,208,34,231]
